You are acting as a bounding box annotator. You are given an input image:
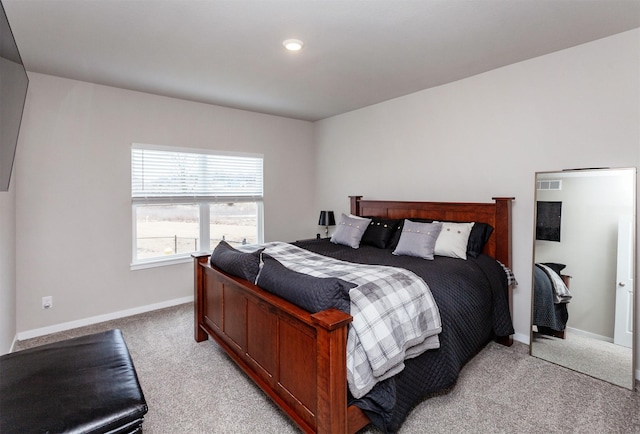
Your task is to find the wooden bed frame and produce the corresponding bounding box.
[193,196,514,433]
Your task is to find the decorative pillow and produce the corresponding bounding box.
[434,222,474,260]
[388,218,434,250]
[256,254,354,313]
[330,213,372,249]
[541,262,567,277]
[389,218,494,258]
[361,217,400,249]
[392,220,443,260]
[210,241,263,283]
[387,220,406,250]
[466,222,494,257]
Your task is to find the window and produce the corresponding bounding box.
[131,144,263,267]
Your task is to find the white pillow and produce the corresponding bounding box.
[434,222,474,259]
[330,213,372,249]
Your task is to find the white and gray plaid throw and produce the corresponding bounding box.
[254,242,442,399]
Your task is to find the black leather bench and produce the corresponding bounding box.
[1,329,148,434]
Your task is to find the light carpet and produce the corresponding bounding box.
[14,303,640,433]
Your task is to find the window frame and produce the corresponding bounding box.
[130,144,264,269]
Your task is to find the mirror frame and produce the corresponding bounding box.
[529,167,637,389]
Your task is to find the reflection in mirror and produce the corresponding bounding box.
[530,168,636,389]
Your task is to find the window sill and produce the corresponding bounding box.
[130,254,205,271]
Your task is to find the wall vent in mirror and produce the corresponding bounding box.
[537,180,562,190]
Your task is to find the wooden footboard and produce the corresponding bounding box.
[193,253,371,434]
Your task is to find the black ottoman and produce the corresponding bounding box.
[1,329,148,434]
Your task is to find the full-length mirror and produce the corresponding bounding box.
[530,168,636,389]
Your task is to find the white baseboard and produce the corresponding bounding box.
[512,332,530,345]
[15,296,194,341]
[565,326,613,343]
[9,335,18,353]
[13,300,640,383]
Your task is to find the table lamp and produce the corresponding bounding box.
[318,211,336,238]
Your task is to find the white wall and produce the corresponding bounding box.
[314,29,640,359]
[15,73,315,335]
[0,182,16,354]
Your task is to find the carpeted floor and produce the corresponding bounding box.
[13,303,640,433]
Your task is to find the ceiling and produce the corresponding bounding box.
[3,0,640,122]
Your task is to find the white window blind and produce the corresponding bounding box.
[132,145,263,203]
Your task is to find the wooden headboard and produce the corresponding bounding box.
[349,196,514,268]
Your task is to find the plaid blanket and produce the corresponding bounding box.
[256,242,442,399]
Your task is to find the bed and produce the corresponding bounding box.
[532,263,572,339]
[193,196,515,433]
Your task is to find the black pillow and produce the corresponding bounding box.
[361,217,400,248]
[210,241,263,282]
[256,254,354,314]
[542,262,567,277]
[387,218,494,258]
[466,222,494,258]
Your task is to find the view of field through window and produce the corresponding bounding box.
[136,202,258,259]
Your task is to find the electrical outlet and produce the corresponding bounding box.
[42,296,53,309]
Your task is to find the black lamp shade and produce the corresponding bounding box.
[318,211,336,227]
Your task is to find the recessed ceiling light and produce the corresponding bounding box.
[283,39,304,51]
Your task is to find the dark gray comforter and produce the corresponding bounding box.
[532,264,568,333]
[293,239,514,433]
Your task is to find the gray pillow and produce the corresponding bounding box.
[257,254,354,313]
[392,220,443,260]
[330,213,372,249]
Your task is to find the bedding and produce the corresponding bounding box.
[532,263,571,334]
[210,240,263,282]
[360,217,400,249]
[392,220,443,259]
[330,213,372,248]
[388,218,493,258]
[251,241,443,399]
[434,221,475,259]
[257,253,355,314]
[292,238,514,432]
